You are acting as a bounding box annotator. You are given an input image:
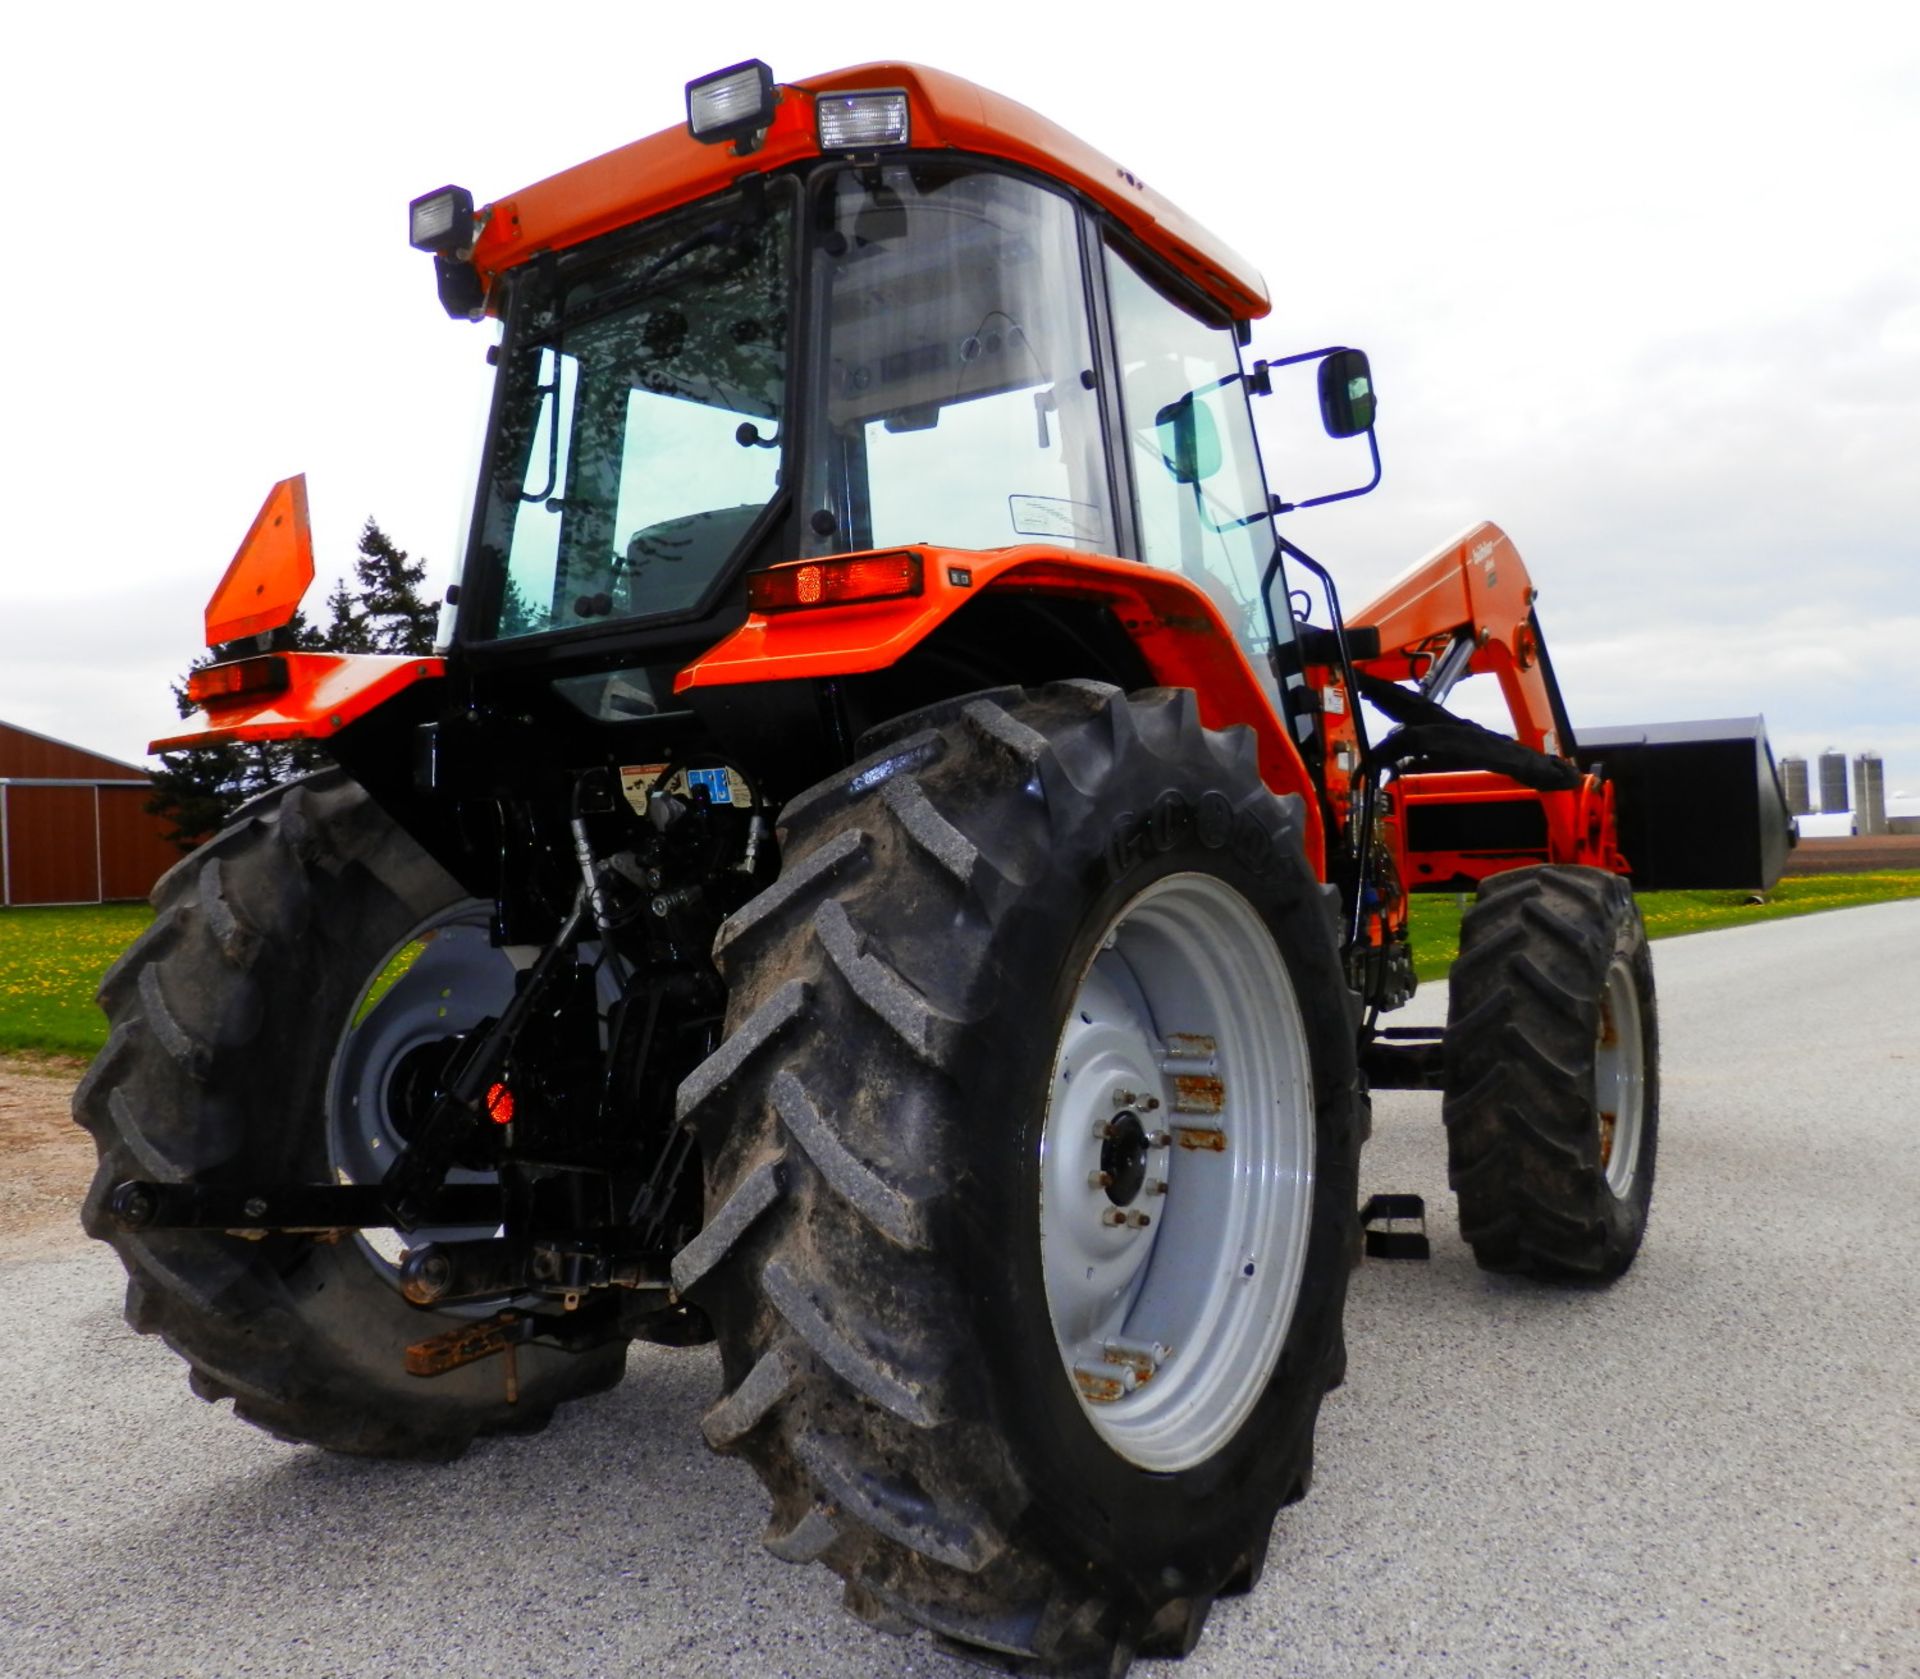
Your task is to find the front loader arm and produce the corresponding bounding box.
[1318,521,1626,922]
[1346,521,1573,757]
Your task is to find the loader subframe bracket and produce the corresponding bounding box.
[1359,1026,1447,1090]
[1360,1193,1431,1261]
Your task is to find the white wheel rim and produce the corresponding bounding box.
[1595,955,1646,1197]
[1038,873,1316,1472]
[326,902,517,1281]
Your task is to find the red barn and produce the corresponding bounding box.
[0,721,179,906]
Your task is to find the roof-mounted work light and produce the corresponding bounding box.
[408,184,486,320]
[408,185,475,255]
[687,60,777,148]
[816,91,909,151]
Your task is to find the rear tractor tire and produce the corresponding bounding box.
[75,770,628,1457]
[673,683,1363,1675]
[1443,864,1659,1280]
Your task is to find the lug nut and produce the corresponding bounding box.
[1101,1208,1126,1227]
[1146,1178,1168,1196]
[1088,1169,1113,1190]
[1126,1210,1152,1229]
[1091,1120,1113,1141]
[1147,1130,1172,1149]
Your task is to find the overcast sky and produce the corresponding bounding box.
[4,3,1914,801]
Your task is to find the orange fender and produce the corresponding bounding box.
[677,546,1324,874]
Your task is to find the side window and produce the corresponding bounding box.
[1106,244,1272,653]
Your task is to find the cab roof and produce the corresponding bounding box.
[468,62,1269,321]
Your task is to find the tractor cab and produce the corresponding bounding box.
[420,63,1369,724]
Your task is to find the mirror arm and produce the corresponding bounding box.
[1272,429,1382,515]
[1257,344,1358,377]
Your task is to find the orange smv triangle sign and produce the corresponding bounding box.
[203,474,315,648]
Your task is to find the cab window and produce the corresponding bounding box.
[1105,242,1273,656]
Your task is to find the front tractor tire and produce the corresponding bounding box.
[1443,865,1660,1280]
[75,770,627,1457]
[674,684,1362,1675]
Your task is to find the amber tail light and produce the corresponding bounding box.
[741,553,921,610]
[186,654,291,709]
[746,552,924,613]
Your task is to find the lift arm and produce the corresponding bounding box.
[1345,521,1575,757]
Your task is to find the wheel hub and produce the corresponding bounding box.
[1098,1110,1151,1206]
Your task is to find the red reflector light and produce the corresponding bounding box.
[485,1082,515,1125]
[746,552,923,613]
[185,654,291,710]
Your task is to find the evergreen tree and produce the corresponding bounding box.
[146,522,438,850]
[351,520,439,654]
[322,575,371,653]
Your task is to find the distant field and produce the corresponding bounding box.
[2,871,1917,1058]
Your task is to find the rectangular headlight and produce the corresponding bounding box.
[409,186,475,254]
[816,92,909,150]
[687,60,776,144]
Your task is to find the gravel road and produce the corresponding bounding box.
[4,902,1915,1678]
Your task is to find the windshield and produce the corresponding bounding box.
[471,188,793,640]
[803,165,1112,557]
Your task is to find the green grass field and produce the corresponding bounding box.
[0,905,154,1058]
[1407,872,1920,979]
[2,872,1916,1058]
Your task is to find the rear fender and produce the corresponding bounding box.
[151,653,444,752]
[676,545,1324,874]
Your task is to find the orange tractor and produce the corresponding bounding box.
[83,62,1791,1673]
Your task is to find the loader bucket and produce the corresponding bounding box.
[1575,716,1794,891]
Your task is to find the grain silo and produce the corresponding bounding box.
[1817,750,1850,813]
[1852,753,1885,836]
[1779,756,1811,816]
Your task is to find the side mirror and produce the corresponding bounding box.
[1318,349,1376,438]
[1156,393,1222,483]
